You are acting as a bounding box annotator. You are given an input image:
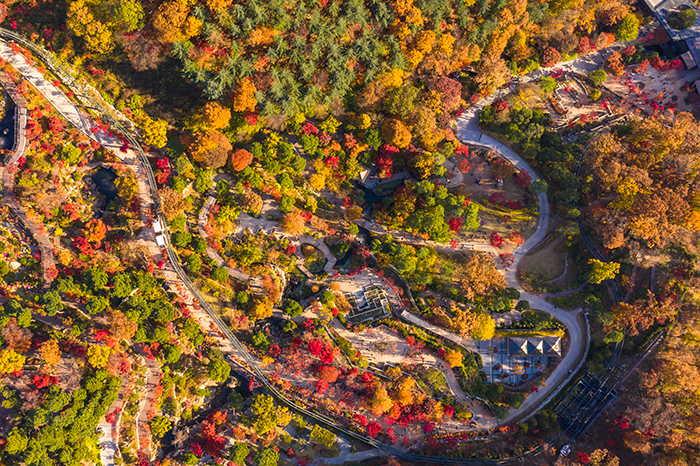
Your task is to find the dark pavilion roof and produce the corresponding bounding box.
[507,336,561,356]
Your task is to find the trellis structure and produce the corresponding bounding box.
[554,372,617,438]
[345,285,391,324]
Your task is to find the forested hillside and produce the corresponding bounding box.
[5,0,638,130]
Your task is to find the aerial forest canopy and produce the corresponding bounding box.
[585,113,700,253]
[57,0,637,119]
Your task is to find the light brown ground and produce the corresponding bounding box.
[518,235,574,286]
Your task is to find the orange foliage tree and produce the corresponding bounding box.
[203,102,232,129]
[82,219,107,245]
[186,130,232,169]
[281,211,306,235]
[230,148,253,172]
[38,339,62,365]
[151,1,202,44]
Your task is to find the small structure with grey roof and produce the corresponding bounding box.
[507,336,562,357]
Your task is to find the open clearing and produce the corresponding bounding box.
[518,234,573,285]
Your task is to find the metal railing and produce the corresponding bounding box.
[573,147,624,299]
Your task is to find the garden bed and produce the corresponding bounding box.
[451,147,538,256]
[301,243,328,274]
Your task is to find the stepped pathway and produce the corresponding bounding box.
[0,40,201,464]
[134,351,161,458]
[96,374,131,466]
[0,72,55,288]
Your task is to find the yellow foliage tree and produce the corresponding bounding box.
[84,21,114,54]
[116,176,138,202]
[409,106,443,149]
[139,115,168,148]
[87,345,111,368]
[67,0,93,37]
[203,102,232,130]
[394,22,412,40]
[370,383,394,416]
[233,79,258,113]
[390,0,415,17]
[379,69,405,89]
[356,113,372,130]
[409,151,435,179]
[414,30,436,54]
[0,349,25,375]
[395,376,415,405]
[385,366,402,379]
[382,119,412,148]
[39,340,62,365]
[404,6,424,26]
[206,0,230,12]
[611,178,641,211]
[249,298,274,321]
[405,49,425,69]
[444,349,463,368]
[309,173,326,191]
[589,259,620,284]
[472,312,496,340]
[437,33,455,55]
[312,159,341,192]
[67,0,114,54]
